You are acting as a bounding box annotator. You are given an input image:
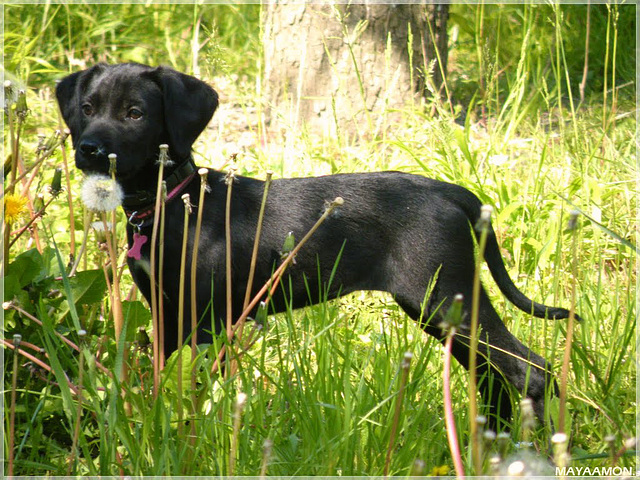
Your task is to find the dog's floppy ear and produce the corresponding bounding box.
[147,66,218,161]
[55,64,107,145]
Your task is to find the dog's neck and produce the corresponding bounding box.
[123,157,197,225]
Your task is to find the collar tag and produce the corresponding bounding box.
[128,232,148,260]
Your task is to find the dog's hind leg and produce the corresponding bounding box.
[469,288,555,426]
[397,286,554,430]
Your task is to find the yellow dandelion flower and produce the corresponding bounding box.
[4,193,28,224]
[429,465,449,476]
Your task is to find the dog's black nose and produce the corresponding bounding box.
[78,139,102,157]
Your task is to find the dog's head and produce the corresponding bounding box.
[56,63,218,182]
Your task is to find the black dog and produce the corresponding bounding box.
[56,63,576,427]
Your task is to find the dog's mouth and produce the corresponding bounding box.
[78,164,109,176]
[76,154,139,182]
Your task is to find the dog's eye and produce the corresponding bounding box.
[127,108,143,120]
[82,104,94,116]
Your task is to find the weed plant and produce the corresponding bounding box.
[3,3,636,476]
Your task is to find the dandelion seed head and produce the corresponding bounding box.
[498,450,555,477]
[81,174,123,212]
[90,221,113,232]
[90,220,113,242]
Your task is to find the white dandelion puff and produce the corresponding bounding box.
[90,220,113,232]
[81,174,124,212]
[89,220,114,242]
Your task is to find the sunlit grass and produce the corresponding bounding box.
[3,2,636,476]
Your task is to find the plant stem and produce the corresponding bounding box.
[210,197,344,375]
[425,12,453,116]
[469,205,491,474]
[177,193,193,436]
[59,110,76,260]
[224,167,237,382]
[229,392,247,475]
[229,170,274,379]
[609,5,618,128]
[4,303,111,375]
[225,168,237,344]
[102,214,124,345]
[558,211,580,433]
[0,338,76,388]
[190,168,208,442]
[70,209,91,277]
[0,130,66,200]
[158,182,167,368]
[149,145,169,397]
[242,170,273,312]
[191,169,208,352]
[8,195,56,249]
[8,334,21,476]
[579,1,591,104]
[443,330,465,478]
[4,81,17,264]
[602,5,611,132]
[67,330,87,475]
[259,439,273,478]
[384,351,412,476]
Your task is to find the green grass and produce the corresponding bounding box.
[3,2,637,476]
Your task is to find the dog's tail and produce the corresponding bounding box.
[450,183,580,321]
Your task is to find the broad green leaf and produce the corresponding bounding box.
[57,270,107,320]
[6,248,42,287]
[122,300,152,338]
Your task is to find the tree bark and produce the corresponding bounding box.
[263,1,449,138]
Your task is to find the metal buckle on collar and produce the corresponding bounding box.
[128,210,144,230]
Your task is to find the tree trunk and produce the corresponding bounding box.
[263,1,449,139]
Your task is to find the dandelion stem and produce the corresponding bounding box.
[229,170,273,378]
[190,168,208,443]
[443,329,465,478]
[242,171,273,312]
[102,214,124,345]
[223,167,238,382]
[469,205,492,474]
[108,154,119,280]
[4,81,17,264]
[177,193,193,435]
[60,123,76,260]
[259,439,273,478]
[0,337,81,394]
[70,209,91,277]
[210,197,344,375]
[8,334,21,476]
[225,168,237,345]
[5,81,18,197]
[4,303,110,375]
[158,183,167,368]
[149,145,169,397]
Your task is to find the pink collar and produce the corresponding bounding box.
[125,170,197,227]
